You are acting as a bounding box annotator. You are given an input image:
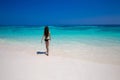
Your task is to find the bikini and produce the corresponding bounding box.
[44,36,50,41]
[44,38,50,41]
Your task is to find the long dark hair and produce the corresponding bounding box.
[44,26,49,38]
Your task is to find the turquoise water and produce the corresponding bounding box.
[0,26,120,46]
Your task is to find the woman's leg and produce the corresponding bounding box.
[45,41,49,56]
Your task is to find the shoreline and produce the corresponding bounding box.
[0,39,120,65]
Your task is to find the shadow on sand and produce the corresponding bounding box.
[36,51,47,56]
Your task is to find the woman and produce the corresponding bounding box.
[41,26,51,56]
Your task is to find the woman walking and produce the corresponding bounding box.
[41,26,51,56]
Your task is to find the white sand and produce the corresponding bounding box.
[0,41,120,80]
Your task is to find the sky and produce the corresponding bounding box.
[0,0,120,25]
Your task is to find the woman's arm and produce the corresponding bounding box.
[49,33,51,40]
[41,35,44,43]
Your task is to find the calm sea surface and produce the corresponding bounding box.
[0,25,120,46]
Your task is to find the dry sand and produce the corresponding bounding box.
[0,41,120,80]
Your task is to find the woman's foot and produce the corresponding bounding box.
[45,52,49,56]
[46,54,48,56]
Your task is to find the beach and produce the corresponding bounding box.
[0,40,120,80]
[0,26,120,80]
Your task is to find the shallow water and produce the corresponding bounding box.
[0,25,120,46]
